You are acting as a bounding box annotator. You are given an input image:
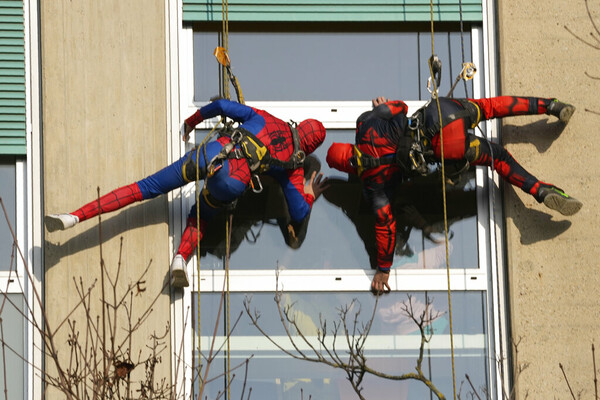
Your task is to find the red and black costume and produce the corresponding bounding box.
[327,96,577,273]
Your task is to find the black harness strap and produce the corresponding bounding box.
[420,98,481,140]
[227,124,305,172]
[197,123,307,208]
[349,134,421,176]
[201,187,237,210]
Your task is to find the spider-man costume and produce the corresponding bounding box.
[50,99,326,263]
[327,96,581,276]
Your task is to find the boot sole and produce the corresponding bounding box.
[172,269,190,288]
[559,106,575,124]
[44,215,66,232]
[543,193,583,216]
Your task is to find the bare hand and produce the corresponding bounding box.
[372,96,389,108]
[371,270,391,294]
[182,122,194,142]
[304,171,330,199]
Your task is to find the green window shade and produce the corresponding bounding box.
[183,0,482,23]
[0,1,25,155]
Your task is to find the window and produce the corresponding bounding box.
[175,20,504,399]
[0,157,27,399]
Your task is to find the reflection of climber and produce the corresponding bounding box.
[45,99,328,287]
[393,241,453,270]
[322,175,466,270]
[198,155,324,259]
[327,95,582,293]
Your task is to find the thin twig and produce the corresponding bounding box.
[560,363,577,399]
[593,343,598,400]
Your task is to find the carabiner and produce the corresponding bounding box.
[250,174,263,193]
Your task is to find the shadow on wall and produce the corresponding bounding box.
[498,115,574,244]
[501,118,568,153]
[44,197,167,270]
[503,184,571,245]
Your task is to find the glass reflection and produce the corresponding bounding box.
[193,291,489,399]
[192,130,478,270]
[193,30,473,101]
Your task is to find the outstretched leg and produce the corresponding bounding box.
[171,213,208,288]
[472,96,575,124]
[45,145,204,232]
[465,134,582,216]
[44,183,145,232]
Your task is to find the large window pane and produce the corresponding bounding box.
[193,30,474,101]
[194,291,488,399]
[194,129,478,270]
[0,294,25,399]
[0,159,16,271]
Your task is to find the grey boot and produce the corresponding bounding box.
[546,99,576,124]
[537,185,583,216]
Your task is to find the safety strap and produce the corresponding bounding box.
[415,99,481,140]
[350,134,431,176]
[201,186,238,211]
[196,123,306,206]
[226,124,305,172]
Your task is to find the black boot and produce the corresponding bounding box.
[536,184,582,216]
[546,99,576,124]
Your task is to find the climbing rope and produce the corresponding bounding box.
[428,1,457,400]
[219,2,233,397]
[195,119,224,395]
[221,0,230,100]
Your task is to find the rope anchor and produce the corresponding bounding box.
[461,62,477,80]
[427,54,443,97]
[214,46,245,104]
[446,61,478,97]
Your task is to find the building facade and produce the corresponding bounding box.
[0,0,596,398]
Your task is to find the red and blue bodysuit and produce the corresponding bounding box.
[66,99,326,261]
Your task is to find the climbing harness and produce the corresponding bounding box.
[349,131,432,177]
[413,98,482,141]
[185,120,306,202]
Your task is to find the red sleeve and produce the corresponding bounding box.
[384,100,409,116]
[185,110,204,127]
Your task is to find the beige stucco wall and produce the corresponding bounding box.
[497,0,600,398]
[40,0,172,393]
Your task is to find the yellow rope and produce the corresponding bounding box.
[428,2,457,400]
[221,0,230,100]
[220,0,232,396]
[195,119,225,394]
[225,213,232,400]
[195,136,203,393]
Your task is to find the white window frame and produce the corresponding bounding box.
[171,19,508,399]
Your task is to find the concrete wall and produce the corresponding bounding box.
[497,0,600,398]
[40,0,172,392]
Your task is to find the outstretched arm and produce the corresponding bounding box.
[183,98,265,141]
[370,97,409,120]
[278,170,330,249]
[363,180,396,294]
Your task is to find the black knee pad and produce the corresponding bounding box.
[182,148,206,183]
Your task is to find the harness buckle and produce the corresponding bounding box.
[409,142,429,176]
[294,150,306,165]
[408,116,420,131]
[231,129,243,144]
[231,148,243,159]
